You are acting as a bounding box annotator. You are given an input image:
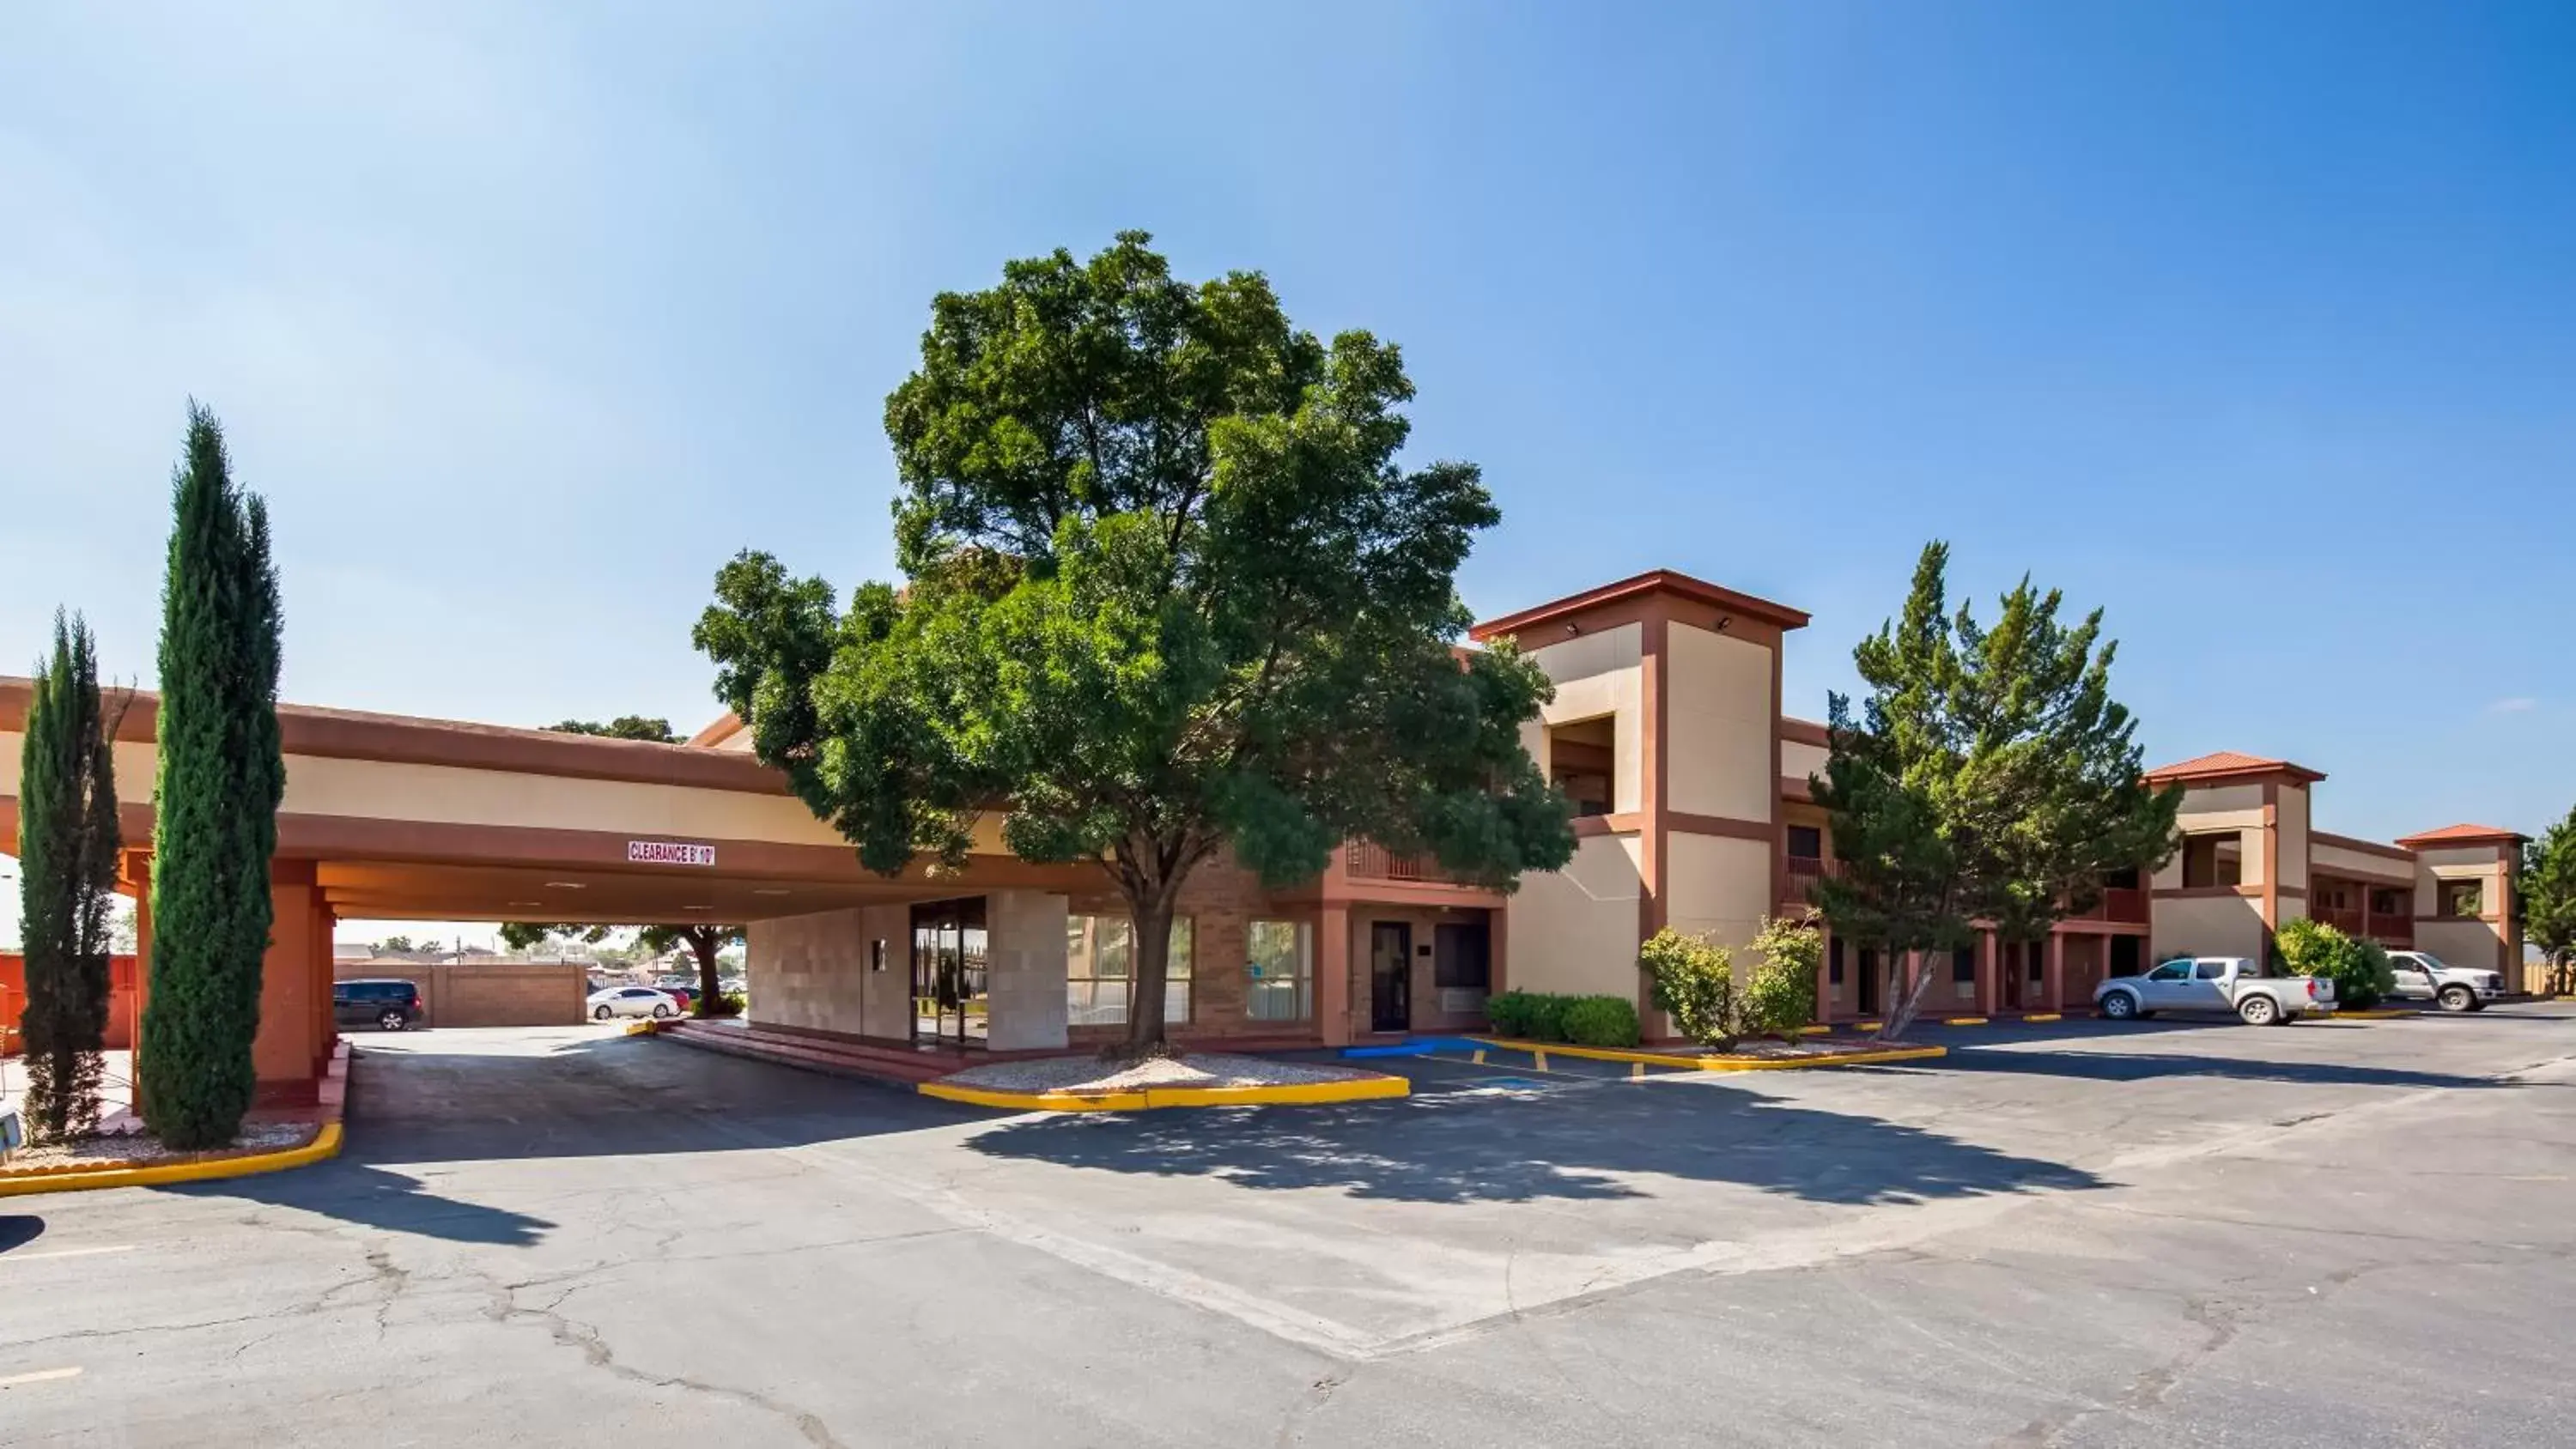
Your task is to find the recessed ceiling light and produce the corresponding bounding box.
[683,904,712,912]
[752,888,790,896]
[544,882,586,890]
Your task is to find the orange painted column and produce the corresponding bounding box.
[252,859,324,1097]
[1977,931,2000,1016]
[2045,932,2068,1013]
[122,851,154,1112]
[1316,905,1352,1047]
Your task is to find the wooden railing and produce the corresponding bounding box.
[1783,855,1843,900]
[2363,914,2414,947]
[2315,905,2366,934]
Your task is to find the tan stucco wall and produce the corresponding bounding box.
[2310,843,2415,885]
[2415,919,2508,975]
[2150,894,2268,961]
[1504,833,1642,997]
[1661,832,1771,958]
[1781,737,1828,785]
[2154,806,2267,889]
[1664,621,1774,823]
[2275,786,2309,892]
[2182,784,2266,814]
[1528,625,1643,815]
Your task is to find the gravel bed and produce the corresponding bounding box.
[3,1121,317,1173]
[939,1052,1383,1094]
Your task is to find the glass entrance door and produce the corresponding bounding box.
[910,898,990,1047]
[1370,922,1412,1034]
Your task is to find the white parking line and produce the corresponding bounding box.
[0,1367,82,1388]
[0,1246,137,1267]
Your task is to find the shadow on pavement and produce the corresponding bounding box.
[964,1073,2105,1207]
[171,1161,558,1246]
[1921,1048,2507,1091]
[0,1215,45,1253]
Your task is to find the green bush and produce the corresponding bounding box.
[2273,917,2395,1009]
[1741,916,1820,1041]
[1637,929,1735,1046]
[1483,990,1558,1041]
[700,991,748,1018]
[1559,994,1643,1047]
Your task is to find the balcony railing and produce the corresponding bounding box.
[1783,855,1842,900]
[2315,905,2365,934]
[1345,841,1451,884]
[2364,914,2414,947]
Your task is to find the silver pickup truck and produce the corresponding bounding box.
[2095,955,2336,1025]
[2386,949,2504,1012]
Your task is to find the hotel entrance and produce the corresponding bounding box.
[910,897,989,1047]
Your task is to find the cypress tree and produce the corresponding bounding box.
[17,611,122,1143]
[138,403,285,1150]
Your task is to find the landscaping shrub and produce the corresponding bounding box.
[1559,994,1642,1048]
[2273,916,2395,1009]
[1741,915,1821,1041]
[1483,990,1561,1041]
[1637,929,1735,1046]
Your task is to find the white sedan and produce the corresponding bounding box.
[588,985,679,1021]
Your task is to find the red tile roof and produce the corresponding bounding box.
[2143,750,2326,785]
[2393,822,2526,847]
[1469,569,1811,642]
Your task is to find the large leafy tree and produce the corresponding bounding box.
[497,716,741,1012]
[2524,806,2576,995]
[141,403,285,1149]
[1815,543,2178,1040]
[696,232,1572,1051]
[16,612,124,1142]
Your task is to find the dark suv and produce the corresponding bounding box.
[335,978,424,1031]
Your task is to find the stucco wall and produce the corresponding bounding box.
[2275,786,2310,892]
[1661,832,1772,958]
[1528,625,1643,815]
[2156,807,2267,889]
[1505,833,1643,997]
[2150,894,2268,961]
[2311,843,2415,884]
[1781,737,1829,785]
[2415,919,2508,975]
[2182,784,2266,814]
[1664,621,1774,823]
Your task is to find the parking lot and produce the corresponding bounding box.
[3,1006,2573,1446]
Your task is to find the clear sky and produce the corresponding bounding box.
[3,0,2570,912]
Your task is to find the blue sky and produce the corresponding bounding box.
[3,0,2571,867]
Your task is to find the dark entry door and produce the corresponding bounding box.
[1856,946,1880,1016]
[1370,923,1412,1034]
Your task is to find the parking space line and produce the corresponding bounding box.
[0,1367,82,1388]
[0,1246,137,1268]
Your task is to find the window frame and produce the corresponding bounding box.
[1244,919,1313,1022]
[1066,913,1195,1026]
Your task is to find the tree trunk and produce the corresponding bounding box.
[689,929,724,1016]
[1878,947,1941,1041]
[1122,888,1178,1056]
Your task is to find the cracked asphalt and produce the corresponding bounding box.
[3,1005,2571,1447]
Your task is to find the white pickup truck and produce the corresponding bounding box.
[2094,955,2335,1026]
[2386,949,2504,1012]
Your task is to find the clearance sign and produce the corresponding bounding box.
[628,840,717,867]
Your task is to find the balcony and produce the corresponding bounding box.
[2315,905,2365,934]
[1783,854,1842,901]
[2066,887,2149,924]
[1345,841,1450,884]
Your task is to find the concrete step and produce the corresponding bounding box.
[655,1022,958,1085]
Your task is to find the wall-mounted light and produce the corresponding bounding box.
[544,881,586,890]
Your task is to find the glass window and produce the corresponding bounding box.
[1951,946,1976,983]
[1245,919,1312,1022]
[1828,937,1844,985]
[1786,825,1823,859]
[2439,881,2482,919]
[2148,961,2192,982]
[1066,915,1193,1025]
[2193,960,2229,980]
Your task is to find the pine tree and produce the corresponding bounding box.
[138,403,285,1150]
[17,612,122,1143]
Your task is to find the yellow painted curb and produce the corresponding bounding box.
[2330,1008,2412,1020]
[918,1074,1407,1113]
[1795,1025,1832,1036]
[0,1122,343,1199]
[1469,1037,1947,1072]
[623,1019,659,1036]
[1852,1021,1882,1032]
[2018,1013,2063,1023]
[1944,1016,1990,1027]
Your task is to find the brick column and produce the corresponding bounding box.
[1316,905,1352,1047]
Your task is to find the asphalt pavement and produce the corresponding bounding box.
[3,1006,2571,1446]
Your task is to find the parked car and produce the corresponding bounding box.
[588,985,679,1021]
[335,978,424,1032]
[660,985,696,1015]
[2095,955,2333,1026]
[2386,950,2502,1012]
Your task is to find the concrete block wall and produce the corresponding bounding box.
[744,904,915,1043]
[983,889,1070,1051]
